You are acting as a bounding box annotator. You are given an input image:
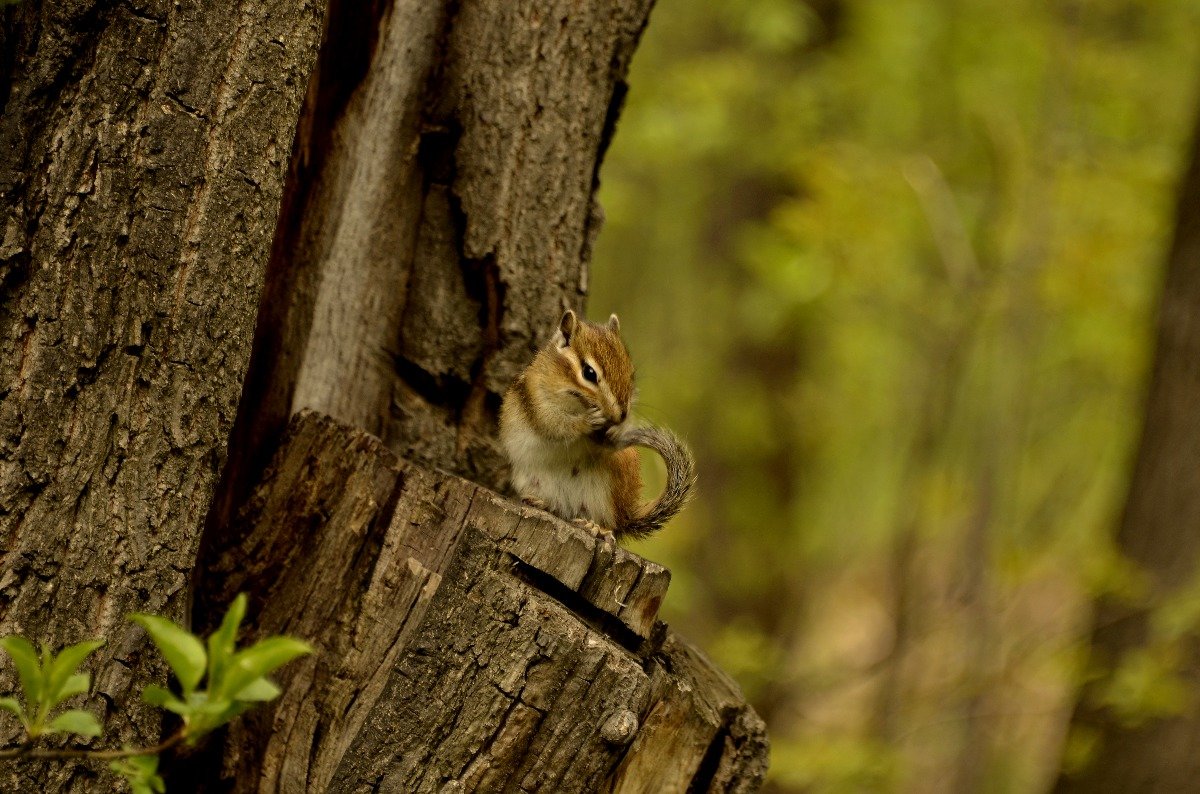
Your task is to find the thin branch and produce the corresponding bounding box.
[0,728,185,762]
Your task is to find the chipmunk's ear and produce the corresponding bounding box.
[556,310,578,347]
[607,313,620,334]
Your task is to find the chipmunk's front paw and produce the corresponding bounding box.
[572,517,616,543]
[522,496,550,511]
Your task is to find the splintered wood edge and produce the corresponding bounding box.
[219,411,768,791]
[466,490,671,645]
[263,410,671,645]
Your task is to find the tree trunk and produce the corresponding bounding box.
[0,0,324,788]
[1054,97,1200,792]
[0,0,768,791]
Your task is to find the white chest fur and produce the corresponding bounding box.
[501,424,616,528]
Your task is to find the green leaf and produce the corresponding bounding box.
[46,709,102,738]
[0,696,26,724]
[186,699,252,742]
[141,684,190,716]
[46,640,104,704]
[111,754,164,794]
[0,636,43,709]
[56,673,90,702]
[234,676,281,702]
[129,614,206,694]
[220,637,310,700]
[140,684,173,707]
[186,691,232,717]
[206,593,246,694]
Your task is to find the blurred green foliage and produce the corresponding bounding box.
[590,0,1200,791]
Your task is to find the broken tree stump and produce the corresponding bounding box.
[203,410,768,792]
[1,0,767,790]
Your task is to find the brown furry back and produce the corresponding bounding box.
[618,424,697,539]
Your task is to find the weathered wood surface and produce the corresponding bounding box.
[0,0,325,788]
[204,411,767,792]
[217,0,655,530]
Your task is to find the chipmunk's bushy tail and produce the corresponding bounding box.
[618,424,696,539]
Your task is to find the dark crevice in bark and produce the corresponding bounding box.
[422,0,462,114]
[425,4,503,448]
[0,253,31,307]
[594,79,629,182]
[29,0,116,102]
[510,558,649,659]
[194,0,388,626]
[415,120,461,186]
[344,466,409,596]
[0,6,23,124]
[309,0,393,147]
[576,78,626,275]
[385,121,464,409]
[457,253,504,451]
[576,4,654,276]
[390,353,470,410]
[116,1,166,26]
[403,108,505,450]
[687,720,732,794]
[392,7,462,415]
[161,725,228,794]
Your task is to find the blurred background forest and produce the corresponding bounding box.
[589,0,1200,791]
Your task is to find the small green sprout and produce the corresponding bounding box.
[0,637,104,740]
[0,594,312,793]
[130,593,311,743]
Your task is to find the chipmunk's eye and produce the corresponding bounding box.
[582,364,598,383]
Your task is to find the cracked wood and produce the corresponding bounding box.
[205,411,767,793]
[0,0,325,789]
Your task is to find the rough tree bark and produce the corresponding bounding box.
[1054,97,1200,792]
[0,0,325,789]
[1,0,767,792]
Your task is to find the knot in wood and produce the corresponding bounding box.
[600,709,639,745]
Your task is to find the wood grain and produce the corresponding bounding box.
[206,411,766,792]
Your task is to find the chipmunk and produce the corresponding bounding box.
[499,310,696,541]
